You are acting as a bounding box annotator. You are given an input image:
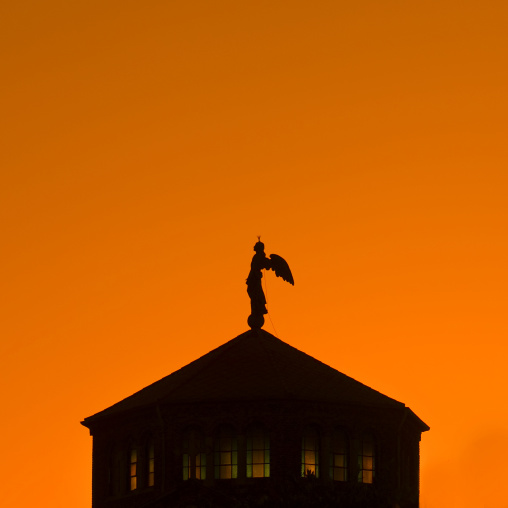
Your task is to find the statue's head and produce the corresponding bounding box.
[254,241,265,253]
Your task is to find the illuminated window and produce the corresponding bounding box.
[330,429,349,482]
[147,440,155,487]
[182,429,206,481]
[301,427,319,477]
[214,426,238,479]
[195,451,206,480]
[129,447,137,491]
[358,433,375,484]
[246,426,270,478]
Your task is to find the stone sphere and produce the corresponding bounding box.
[247,314,264,329]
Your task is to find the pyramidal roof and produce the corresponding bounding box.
[83,329,415,427]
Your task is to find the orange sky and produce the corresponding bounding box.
[2,2,508,507]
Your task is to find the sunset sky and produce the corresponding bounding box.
[2,2,508,507]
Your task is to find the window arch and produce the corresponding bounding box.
[214,425,238,479]
[301,427,319,477]
[330,428,349,482]
[182,428,207,480]
[246,425,270,478]
[358,432,375,484]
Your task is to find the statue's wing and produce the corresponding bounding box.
[269,254,294,285]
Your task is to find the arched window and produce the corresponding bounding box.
[146,439,155,487]
[214,426,238,479]
[129,445,138,491]
[330,429,349,481]
[301,427,319,477]
[358,432,375,484]
[182,428,207,480]
[246,425,270,478]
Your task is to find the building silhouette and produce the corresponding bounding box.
[82,328,429,508]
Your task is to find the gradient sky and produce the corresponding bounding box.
[2,2,508,507]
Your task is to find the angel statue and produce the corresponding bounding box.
[246,238,294,329]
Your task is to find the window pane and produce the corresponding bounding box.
[253,464,264,478]
[215,427,238,479]
[363,470,373,484]
[302,429,319,477]
[183,429,207,481]
[358,433,375,484]
[183,454,190,481]
[220,465,232,479]
[304,450,316,465]
[247,427,270,478]
[148,442,155,485]
[129,446,137,490]
[195,453,206,480]
[305,464,316,475]
[253,450,265,464]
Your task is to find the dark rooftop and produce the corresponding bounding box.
[82,329,421,429]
